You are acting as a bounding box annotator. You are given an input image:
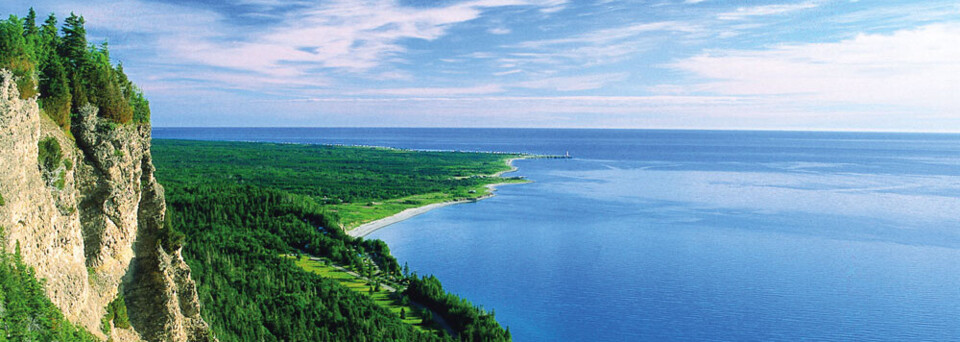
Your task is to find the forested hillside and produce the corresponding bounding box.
[154,140,513,341]
[153,139,524,229]
[1,8,163,340]
[2,5,513,340]
[0,229,98,341]
[0,8,150,130]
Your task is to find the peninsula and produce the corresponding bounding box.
[347,157,528,237]
[151,139,527,341]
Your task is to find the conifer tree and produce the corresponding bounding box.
[23,7,38,36]
[60,12,86,69]
[41,13,57,37]
[38,13,59,63]
[40,56,72,129]
[0,15,38,98]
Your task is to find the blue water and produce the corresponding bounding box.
[154,128,960,341]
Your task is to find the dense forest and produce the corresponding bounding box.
[152,140,518,205]
[1,6,514,340]
[406,275,512,341]
[0,228,98,341]
[153,139,524,229]
[162,184,446,341]
[154,140,514,341]
[0,8,150,129]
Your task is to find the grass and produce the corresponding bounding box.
[152,139,530,229]
[38,137,62,170]
[334,178,528,229]
[285,255,434,330]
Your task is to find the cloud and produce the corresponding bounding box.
[27,0,570,92]
[346,72,631,94]
[488,27,512,34]
[354,84,505,96]
[513,21,700,48]
[828,2,960,30]
[501,21,701,69]
[494,69,523,76]
[717,2,819,20]
[513,72,629,91]
[532,0,568,13]
[9,0,958,131]
[668,23,960,113]
[203,0,568,75]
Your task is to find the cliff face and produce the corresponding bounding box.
[0,70,212,341]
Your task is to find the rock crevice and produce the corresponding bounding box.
[0,69,213,341]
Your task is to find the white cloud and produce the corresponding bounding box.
[514,21,700,48]
[513,73,629,91]
[669,23,960,114]
[494,69,523,76]
[354,84,505,96]
[717,2,819,20]
[488,27,512,34]
[502,21,700,68]
[829,2,960,30]
[40,0,570,91]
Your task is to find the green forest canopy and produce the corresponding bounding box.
[152,139,523,228]
[0,228,99,341]
[0,8,150,130]
[153,140,514,341]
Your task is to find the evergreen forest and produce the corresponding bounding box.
[153,140,514,341]
[0,8,150,130]
[0,7,514,341]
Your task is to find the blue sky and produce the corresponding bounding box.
[4,0,959,130]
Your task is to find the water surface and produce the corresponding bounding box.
[155,128,960,341]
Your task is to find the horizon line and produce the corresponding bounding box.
[150,126,960,135]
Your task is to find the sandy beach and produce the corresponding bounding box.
[347,157,525,237]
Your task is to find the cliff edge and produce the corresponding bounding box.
[0,70,212,341]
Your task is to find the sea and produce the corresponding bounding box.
[153,128,960,341]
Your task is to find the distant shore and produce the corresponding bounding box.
[347,157,525,238]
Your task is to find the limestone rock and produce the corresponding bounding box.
[0,69,213,341]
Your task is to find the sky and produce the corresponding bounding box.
[3,0,959,131]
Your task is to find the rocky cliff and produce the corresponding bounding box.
[0,70,213,341]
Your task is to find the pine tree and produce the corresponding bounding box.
[39,56,72,130]
[23,7,38,36]
[38,13,60,65]
[42,13,56,37]
[0,15,38,99]
[60,12,86,70]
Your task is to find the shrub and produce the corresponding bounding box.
[43,95,72,131]
[0,16,38,99]
[102,292,130,334]
[6,57,38,99]
[38,137,62,170]
[53,171,66,190]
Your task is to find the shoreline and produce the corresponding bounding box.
[347,157,526,238]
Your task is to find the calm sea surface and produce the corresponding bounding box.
[154,128,960,341]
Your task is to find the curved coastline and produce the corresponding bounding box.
[347,157,524,238]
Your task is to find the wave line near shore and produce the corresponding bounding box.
[346,157,525,238]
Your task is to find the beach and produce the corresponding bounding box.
[347,157,524,237]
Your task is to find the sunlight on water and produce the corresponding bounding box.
[155,128,960,341]
[552,166,960,230]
